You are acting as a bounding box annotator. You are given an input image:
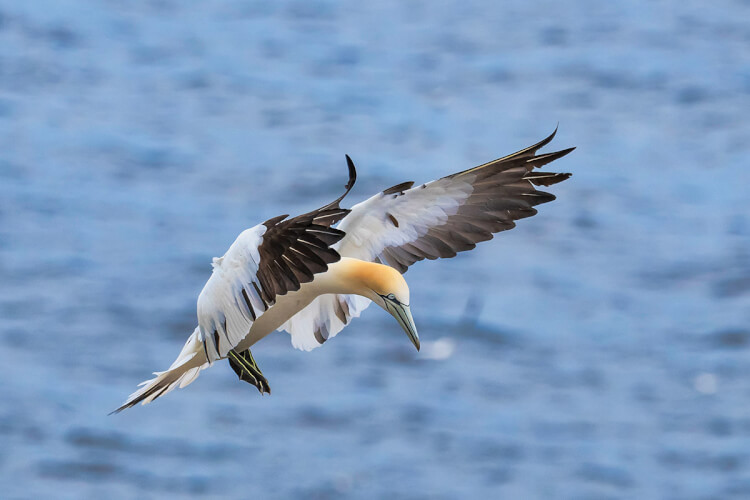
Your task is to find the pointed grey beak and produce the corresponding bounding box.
[383,299,420,351]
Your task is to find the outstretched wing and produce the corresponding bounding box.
[281,130,573,351]
[197,160,356,362]
[335,128,574,272]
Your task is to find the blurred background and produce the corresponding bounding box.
[1,0,749,498]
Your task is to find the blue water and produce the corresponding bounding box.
[1,1,749,498]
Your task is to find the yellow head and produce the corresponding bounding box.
[349,260,410,305]
[342,259,419,350]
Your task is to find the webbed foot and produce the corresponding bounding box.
[227,349,271,395]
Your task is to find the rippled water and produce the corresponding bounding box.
[1,1,749,498]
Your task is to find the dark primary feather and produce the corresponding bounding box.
[249,154,358,306]
[377,128,574,273]
[256,220,346,306]
[383,181,416,195]
[296,154,357,227]
[254,216,344,307]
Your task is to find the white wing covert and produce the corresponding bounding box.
[196,224,266,362]
[281,293,372,351]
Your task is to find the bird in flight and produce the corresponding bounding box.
[113,129,573,412]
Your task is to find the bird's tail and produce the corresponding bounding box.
[112,328,209,413]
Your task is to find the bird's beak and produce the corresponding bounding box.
[384,300,420,351]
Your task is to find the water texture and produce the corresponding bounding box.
[0,1,748,498]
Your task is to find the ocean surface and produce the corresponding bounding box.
[1,1,749,498]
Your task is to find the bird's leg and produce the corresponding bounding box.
[227,349,271,395]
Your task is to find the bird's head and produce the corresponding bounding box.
[346,260,420,351]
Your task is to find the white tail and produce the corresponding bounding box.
[112,328,209,413]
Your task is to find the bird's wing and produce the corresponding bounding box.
[280,293,372,351]
[335,129,574,272]
[197,161,356,362]
[280,129,574,351]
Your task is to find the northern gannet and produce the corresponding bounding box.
[114,129,573,412]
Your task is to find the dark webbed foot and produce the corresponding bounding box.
[227,349,271,395]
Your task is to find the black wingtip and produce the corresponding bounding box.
[108,394,141,415]
[534,125,559,152]
[495,124,563,164]
[108,401,135,415]
[525,146,576,171]
[556,146,576,158]
[344,154,357,191]
[525,171,573,186]
[109,398,136,415]
[263,214,290,228]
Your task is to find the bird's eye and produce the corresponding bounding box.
[386,293,396,300]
